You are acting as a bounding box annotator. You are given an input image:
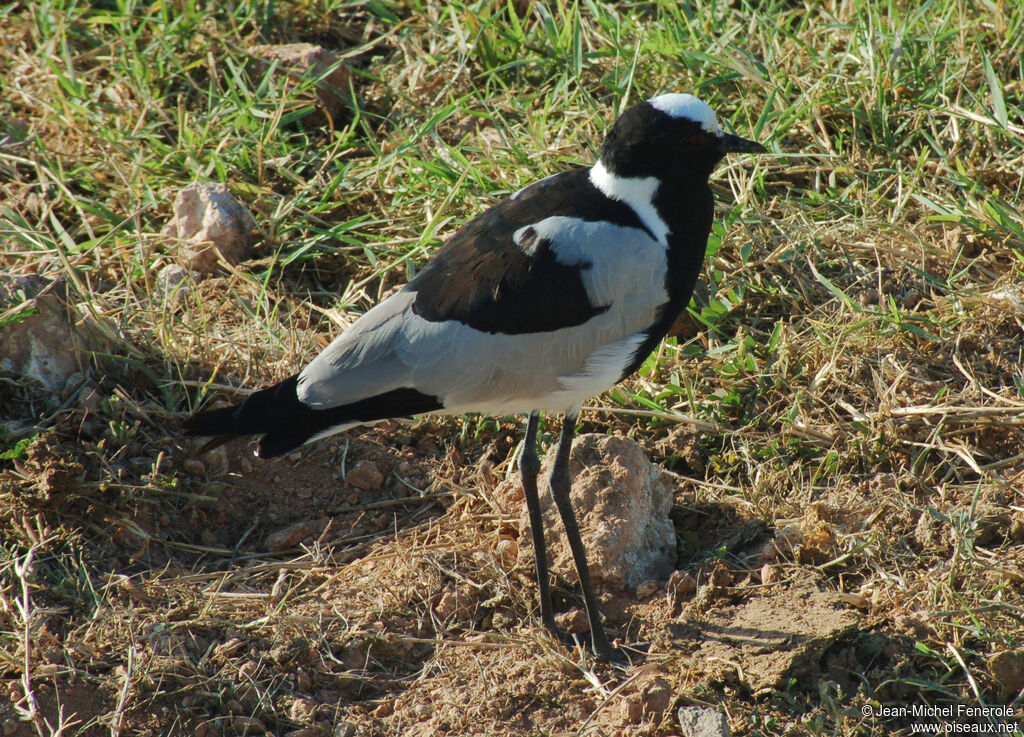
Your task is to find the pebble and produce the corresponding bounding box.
[346,460,384,490]
[989,649,1024,697]
[183,458,206,477]
[231,716,266,734]
[555,607,589,634]
[636,579,660,598]
[677,706,732,736]
[265,522,309,552]
[495,537,518,567]
[334,722,358,737]
[289,696,320,723]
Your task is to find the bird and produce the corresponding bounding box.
[183,92,766,661]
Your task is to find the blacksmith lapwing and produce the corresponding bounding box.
[184,93,766,661]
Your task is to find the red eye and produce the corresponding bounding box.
[687,132,707,147]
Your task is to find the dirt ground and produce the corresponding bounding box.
[2,400,1022,735]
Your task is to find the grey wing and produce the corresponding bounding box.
[296,216,669,414]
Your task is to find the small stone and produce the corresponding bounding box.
[495,537,518,567]
[334,722,357,737]
[555,607,589,634]
[271,637,311,668]
[989,650,1024,698]
[434,587,476,622]
[231,716,266,734]
[163,182,256,275]
[285,727,329,737]
[622,694,644,724]
[295,668,312,691]
[1009,515,1024,542]
[215,638,245,660]
[182,458,206,477]
[250,43,352,124]
[346,460,384,491]
[372,700,393,718]
[642,678,673,720]
[265,521,309,551]
[858,288,879,307]
[156,263,195,302]
[636,579,660,599]
[0,273,85,391]
[677,706,731,737]
[666,570,697,598]
[599,591,632,625]
[201,529,218,547]
[34,663,60,678]
[288,696,320,723]
[203,445,230,475]
[760,563,781,584]
[286,724,329,737]
[758,539,779,563]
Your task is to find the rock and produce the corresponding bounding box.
[520,434,676,592]
[182,458,206,477]
[641,677,673,721]
[494,537,518,568]
[677,706,731,737]
[667,570,698,598]
[433,586,477,623]
[636,579,660,599]
[163,182,256,274]
[250,43,351,125]
[0,273,84,391]
[288,696,320,723]
[284,727,329,737]
[555,607,589,634]
[760,563,781,584]
[200,529,218,547]
[265,521,310,551]
[231,716,266,735]
[989,650,1024,699]
[333,722,357,737]
[272,636,311,668]
[155,263,196,303]
[621,694,644,724]
[346,459,384,490]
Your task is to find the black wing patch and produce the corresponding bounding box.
[407,168,651,335]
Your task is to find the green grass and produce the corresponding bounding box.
[2,0,1023,735]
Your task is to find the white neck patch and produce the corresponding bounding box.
[588,160,669,246]
[648,93,722,134]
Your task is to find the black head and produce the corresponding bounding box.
[599,93,765,182]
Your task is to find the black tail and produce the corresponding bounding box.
[183,375,442,458]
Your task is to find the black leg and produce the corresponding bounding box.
[549,412,619,661]
[520,411,559,635]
